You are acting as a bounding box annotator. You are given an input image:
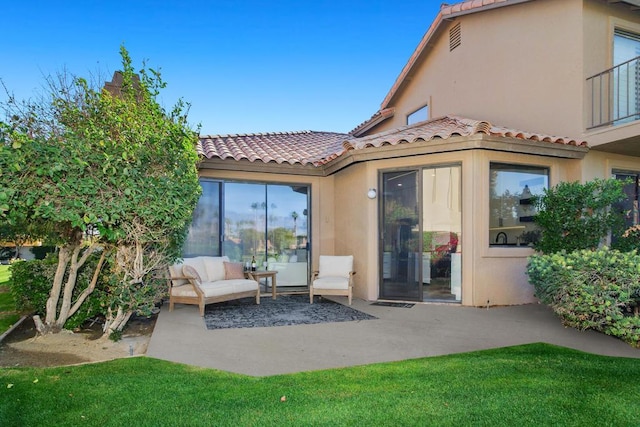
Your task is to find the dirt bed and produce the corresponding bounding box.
[0,314,156,368]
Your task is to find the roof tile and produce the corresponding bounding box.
[197,116,587,168]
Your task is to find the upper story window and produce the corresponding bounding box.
[587,28,640,128]
[407,105,428,125]
[489,163,549,248]
[613,29,640,125]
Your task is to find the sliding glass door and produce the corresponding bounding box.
[379,165,462,302]
[184,179,309,287]
[421,166,462,302]
[380,171,421,300]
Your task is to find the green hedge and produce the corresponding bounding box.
[527,248,640,347]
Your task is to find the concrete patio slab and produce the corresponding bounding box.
[146,297,640,377]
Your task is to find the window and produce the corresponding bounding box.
[407,105,428,125]
[489,163,549,247]
[613,29,640,124]
[183,179,311,286]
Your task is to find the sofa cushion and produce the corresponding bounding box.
[182,265,202,283]
[181,257,208,282]
[169,264,188,287]
[201,256,229,282]
[170,284,198,297]
[199,279,258,297]
[224,261,245,279]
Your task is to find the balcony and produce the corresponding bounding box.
[587,55,640,129]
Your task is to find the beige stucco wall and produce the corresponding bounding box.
[378,0,584,139]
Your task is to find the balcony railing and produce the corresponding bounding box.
[587,55,640,129]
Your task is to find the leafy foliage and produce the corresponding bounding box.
[527,248,640,346]
[0,46,201,333]
[9,256,106,329]
[532,179,626,254]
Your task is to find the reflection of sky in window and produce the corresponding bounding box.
[224,183,308,234]
[495,172,548,196]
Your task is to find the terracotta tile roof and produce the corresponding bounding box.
[198,131,351,167]
[349,107,395,136]
[197,116,587,168]
[440,0,522,18]
[348,116,587,150]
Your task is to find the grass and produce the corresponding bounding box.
[1,343,639,426]
[0,265,20,335]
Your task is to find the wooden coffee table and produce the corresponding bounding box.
[247,270,278,299]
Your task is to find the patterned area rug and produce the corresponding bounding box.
[204,294,377,330]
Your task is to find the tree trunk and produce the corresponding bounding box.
[101,306,133,340]
[39,240,104,335]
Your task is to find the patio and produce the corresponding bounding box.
[146,297,640,377]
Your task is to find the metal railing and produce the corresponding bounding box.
[587,55,640,129]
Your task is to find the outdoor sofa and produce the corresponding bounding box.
[168,256,260,316]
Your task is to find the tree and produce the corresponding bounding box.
[0,46,201,335]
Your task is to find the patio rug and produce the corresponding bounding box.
[204,294,377,330]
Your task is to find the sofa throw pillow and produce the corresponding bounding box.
[224,262,245,280]
[182,265,202,283]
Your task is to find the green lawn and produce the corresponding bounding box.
[1,343,639,426]
[0,265,20,335]
[0,264,10,284]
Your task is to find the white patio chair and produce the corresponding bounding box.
[310,255,355,305]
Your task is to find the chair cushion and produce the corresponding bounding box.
[317,255,353,278]
[224,261,245,279]
[313,276,349,290]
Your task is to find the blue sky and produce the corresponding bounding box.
[2,1,442,136]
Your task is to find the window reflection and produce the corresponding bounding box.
[489,163,548,247]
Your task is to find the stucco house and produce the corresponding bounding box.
[185,0,640,306]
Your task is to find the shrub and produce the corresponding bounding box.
[612,225,640,253]
[9,254,107,330]
[533,179,626,254]
[527,248,640,346]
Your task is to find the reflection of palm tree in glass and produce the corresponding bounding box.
[291,211,299,240]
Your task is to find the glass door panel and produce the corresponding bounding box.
[183,180,221,257]
[224,183,266,265]
[266,185,309,287]
[380,170,421,300]
[422,166,462,302]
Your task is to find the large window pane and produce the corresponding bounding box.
[183,180,220,257]
[266,185,309,287]
[489,163,548,247]
[380,170,421,300]
[422,166,462,302]
[224,183,266,264]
